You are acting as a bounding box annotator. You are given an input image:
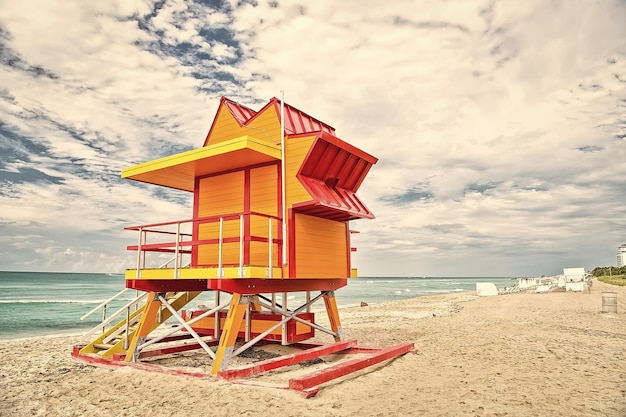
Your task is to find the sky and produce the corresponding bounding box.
[0,0,624,277]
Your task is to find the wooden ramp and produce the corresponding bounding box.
[72,339,415,397]
[219,340,416,397]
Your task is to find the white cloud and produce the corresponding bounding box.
[0,0,624,276]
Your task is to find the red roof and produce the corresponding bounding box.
[224,98,257,124]
[294,131,378,221]
[268,97,335,135]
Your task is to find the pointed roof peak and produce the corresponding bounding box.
[204,96,336,147]
[221,96,257,125]
[268,97,335,135]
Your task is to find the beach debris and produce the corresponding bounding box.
[360,301,368,307]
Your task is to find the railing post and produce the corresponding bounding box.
[141,230,146,269]
[267,218,273,278]
[124,306,130,349]
[136,227,142,278]
[218,217,224,278]
[214,291,221,339]
[102,304,107,333]
[174,222,181,279]
[239,214,244,278]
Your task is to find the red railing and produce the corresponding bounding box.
[125,212,282,279]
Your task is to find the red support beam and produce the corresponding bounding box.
[218,339,358,380]
[206,278,347,293]
[126,279,208,292]
[138,339,220,359]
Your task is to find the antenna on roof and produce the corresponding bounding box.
[280,90,287,267]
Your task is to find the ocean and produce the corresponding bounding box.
[0,271,515,340]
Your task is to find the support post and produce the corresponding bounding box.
[218,217,224,278]
[214,291,221,339]
[281,292,288,345]
[124,292,162,362]
[211,293,248,375]
[323,291,343,342]
[239,214,244,278]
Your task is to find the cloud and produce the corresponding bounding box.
[0,0,624,276]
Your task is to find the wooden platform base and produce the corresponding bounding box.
[71,340,416,397]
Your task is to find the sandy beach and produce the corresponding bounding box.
[1,279,624,417]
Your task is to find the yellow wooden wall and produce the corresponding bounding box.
[285,135,315,207]
[205,105,245,145]
[294,213,348,278]
[197,171,244,265]
[246,105,282,146]
[206,102,282,149]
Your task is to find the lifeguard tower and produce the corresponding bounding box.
[73,96,413,395]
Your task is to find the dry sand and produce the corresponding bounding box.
[1,279,624,417]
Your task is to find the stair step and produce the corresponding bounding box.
[93,343,114,350]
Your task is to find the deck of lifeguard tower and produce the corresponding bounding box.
[72,96,414,396]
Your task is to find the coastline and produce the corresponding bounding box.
[1,280,624,416]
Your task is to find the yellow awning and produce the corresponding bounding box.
[121,136,281,191]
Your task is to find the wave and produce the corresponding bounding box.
[0,299,107,304]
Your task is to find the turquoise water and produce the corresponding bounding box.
[0,271,514,340]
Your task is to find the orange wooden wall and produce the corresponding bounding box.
[195,164,280,268]
[196,171,244,266]
[294,213,348,278]
[249,164,279,267]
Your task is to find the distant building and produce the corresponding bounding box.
[618,244,626,267]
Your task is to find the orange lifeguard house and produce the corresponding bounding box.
[73,96,413,395]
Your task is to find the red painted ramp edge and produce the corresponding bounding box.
[288,342,416,397]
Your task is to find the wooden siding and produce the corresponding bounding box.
[247,106,282,146]
[205,104,245,146]
[294,213,348,278]
[250,165,278,217]
[285,135,315,207]
[249,164,279,267]
[197,171,244,265]
[207,102,282,149]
